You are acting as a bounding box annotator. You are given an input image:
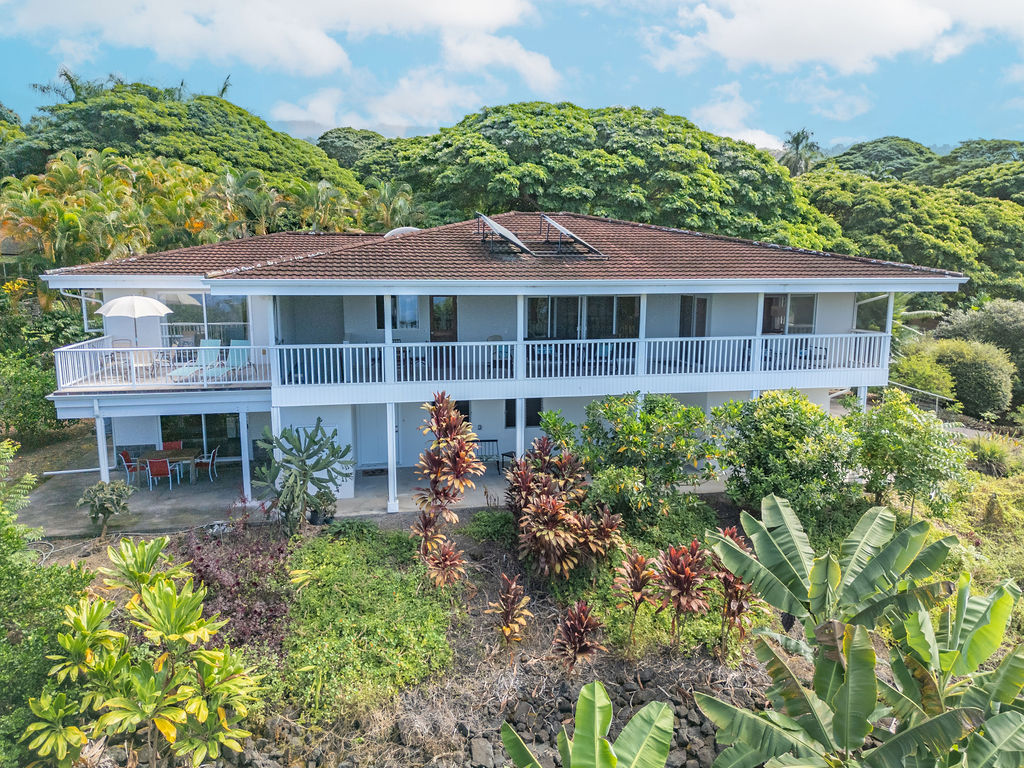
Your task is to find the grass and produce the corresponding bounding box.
[280,520,456,723]
[461,509,516,549]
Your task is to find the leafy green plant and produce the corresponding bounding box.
[254,417,353,534]
[712,389,858,519]
[502,681,674,768]
[0,353,61,444]
[552,601,605,673]
[462,509,516,548]
[931,338,1016,418]
[890,349,957,399]
[707,495,956,645]
[76,480,135,538]
[20,693,85,768]
[849,388,973,512]
[100,537,188,595]
[965,434,1023,477]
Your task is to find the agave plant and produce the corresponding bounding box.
[613,548,660,648]
[706,495,956,648]
[697,624,983,768]
[656,539,714,645]
[423,539,467,588]
[485,573,532,650]
[502,681,674,768]
[553,600,606,673]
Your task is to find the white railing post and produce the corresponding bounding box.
[516,295,526,381]
[637,294,648,376]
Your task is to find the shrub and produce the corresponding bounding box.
[890,350,956,399]
[0,441,91,768]
[712,389,858,519]
[0,353,61,444]
[76,480,134,538]
[848,388,973,512]
[964,434,1024,477]
[655,540,714,646]
[485,573,532,651]
[283,525,453,722]
[930,338,1015,418]
[612,549,659,649]
[936,298,1024,403]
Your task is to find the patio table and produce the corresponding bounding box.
[141,448,202,484]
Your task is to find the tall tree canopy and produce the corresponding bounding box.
[831,136,937,179]
[903,139,1024,187]
[318,127,387,170]
[947,161,1024,205]
[0,83,362,196]
[352,102,845,250]
[798,168,1024,301]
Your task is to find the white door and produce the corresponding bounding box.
[355,404,389,467]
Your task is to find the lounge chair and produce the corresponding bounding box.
[210,339,252,379]
[169,339,221,381]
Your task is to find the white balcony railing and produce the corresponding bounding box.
[54,336,272,390]
[53,332,888,393]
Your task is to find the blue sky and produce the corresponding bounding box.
[1,1,1023,150]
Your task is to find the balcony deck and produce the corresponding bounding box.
[54,333,890,396]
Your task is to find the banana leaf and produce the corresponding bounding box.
[613,701,674,768]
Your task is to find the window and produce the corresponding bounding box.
[527,297,580,339]
[160,413,241,457]
[505,398,543,428]
[205,295,249,342]
[679,295,708,337]
[585,296,639,339]
[762,294,815,335]
[375,295,420,330]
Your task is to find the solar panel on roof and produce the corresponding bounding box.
[541,214,602,255]
[475,212,534,255]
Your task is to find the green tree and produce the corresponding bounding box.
[831,136,938,179]
[848,388,972,511]
[317,126,386,169]
[936,299,1024,404]
[930,338,1015,418]
[360,176,418,230]
[905,138,1024,187]
[779,128,823,177]
[949,160,1024,205]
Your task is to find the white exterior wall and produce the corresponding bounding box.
[709,294,758,335]
[459,296,518,341]
[644,294,680,338]
[814,293,856,333]
[276,404,355,497]
[112,415,161,449]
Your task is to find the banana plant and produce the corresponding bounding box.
[881,575,1024,767]
[707,495,956,649]
[697,625,983,768]
[502,680,674,768]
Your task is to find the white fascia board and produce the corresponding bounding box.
[207,275,966,296]
[49,388,271,419]
[42,274,209,291]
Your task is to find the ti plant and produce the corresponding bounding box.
[552,600,606,673]
[706,495,956,650]
[613,548,660,649]
[77,480,135,539]
[485,573,532,658]
[656,539,714,646]
[423,539,468,587]
[254,417,353,534]
[100,536,190,595]
[713,526,768,659]
[881,574,1024,766]
[697,624,983,768]
[24,539,260,768]
[502,680,674,768]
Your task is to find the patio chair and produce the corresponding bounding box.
[169,339,221,381]
[210,339,252,379]
[146,458,176,490]
[163,440,183,449]
[195,446,219,482]
[118,451,140,484]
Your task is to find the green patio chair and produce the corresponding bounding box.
[169,338,221,381]
[210,339,252,379]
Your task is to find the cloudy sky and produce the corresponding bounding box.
[1,0,1023,149]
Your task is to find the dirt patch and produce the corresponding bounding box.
[9,420,97,481]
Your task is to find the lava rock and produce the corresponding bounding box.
[470,737,495,768]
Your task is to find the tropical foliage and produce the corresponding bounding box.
[76,480,135,538]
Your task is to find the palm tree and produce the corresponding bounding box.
[361,176,419,231]
[287,179,352,232]
[779,128,822,176]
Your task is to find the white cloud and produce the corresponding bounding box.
[643,1,1024,76]
[342,68,484,133]
[0,0,549,81]
[441,32,561,94]
[270,88,345,127]
[690,82,783,150]
[792,69,873,122]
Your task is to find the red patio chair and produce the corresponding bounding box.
[146,458,175,490]
[195,445,219,482]
[118,451,140,484]
[163,440,183,449]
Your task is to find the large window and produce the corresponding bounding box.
[763,294,816,334]
[375,295,420,330]
[160,413,241,457]
[585,296,639,339]
[505,398,543,428]
[159,293,248,344]
[527,297,580,339]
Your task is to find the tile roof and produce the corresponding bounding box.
[212,212,963,282]
[46,213,964,284]
[46,232,383,277]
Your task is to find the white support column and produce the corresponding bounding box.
[239,410,251,502]
[884,292,895,334]
[857,385,869,412]
[383,294,396,383]
[637,294,648,377]
[752,292,765,374]
[95,413,110,483]
[386,401,399,512]
[515,397,526,457]
[515,295,526,381]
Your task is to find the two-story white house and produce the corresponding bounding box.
[43,212,965,512]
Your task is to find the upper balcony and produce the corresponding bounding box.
[53,332,890,399]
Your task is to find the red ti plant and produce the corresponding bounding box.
[517,494,584,579]
[552,600,606,673]
[712,526,765,658]
[485,573,533,663]
[424,539,468,588]
[656,539,714,647]
[579,504,624,561]
[613,548,660,649]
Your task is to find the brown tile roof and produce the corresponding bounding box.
[210,212,963,282]
[46,213,963,283]
[46,232,383,277]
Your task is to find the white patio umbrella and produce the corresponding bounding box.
[157,291,201,307]
[96,295,173,344]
